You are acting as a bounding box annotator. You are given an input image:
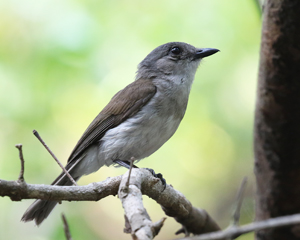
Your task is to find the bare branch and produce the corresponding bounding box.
[232,177,247,226]
[0,176,121,201]
[2,168,300,239]
[179,214,300,240]
[118,169,221,238]
[61,213,72,240]
[33,130,77,186]
[0,169,219,236]
[15,144,25,182]
[152,184,221,235]
[118,169,166,240]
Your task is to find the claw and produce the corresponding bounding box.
[145,168,167,190]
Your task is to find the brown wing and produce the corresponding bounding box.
[67,78,157,163]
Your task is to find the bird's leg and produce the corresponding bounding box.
[113,159,138,169]
[113,160,167,190]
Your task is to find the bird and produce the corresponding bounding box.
[21,42,219,225]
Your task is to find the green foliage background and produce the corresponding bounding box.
[0,0,260,239]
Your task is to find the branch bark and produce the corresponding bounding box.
[118,169,166,239]
[3,168,300,239]
[0,169,220,237]
[0,176,121,201]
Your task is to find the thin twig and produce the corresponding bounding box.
[61,213,72,240]
[125,157,135,187]
[179,213,300,240]
[152,217,167,236]
[33,130,77,186]
[232,177,248,226]
[15,144,25,182]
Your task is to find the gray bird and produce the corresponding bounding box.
[21,42,219,225]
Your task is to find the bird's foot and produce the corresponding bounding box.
[145,168,166,190]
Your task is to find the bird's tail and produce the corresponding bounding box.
[21,171,79,226]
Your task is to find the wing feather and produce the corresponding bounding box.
[67,79,156,163]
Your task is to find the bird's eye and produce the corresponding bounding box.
[171,47,181,55]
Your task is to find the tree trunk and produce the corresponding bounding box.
[254,0,300,239]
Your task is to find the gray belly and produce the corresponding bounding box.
[98,103,183,166]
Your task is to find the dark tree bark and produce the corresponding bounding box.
[254,0,300,240]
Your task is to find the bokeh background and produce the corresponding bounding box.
[0,0,260,239]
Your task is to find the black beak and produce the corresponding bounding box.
[194,48,219,60]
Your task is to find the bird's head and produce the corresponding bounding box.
[136,42,219,81]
